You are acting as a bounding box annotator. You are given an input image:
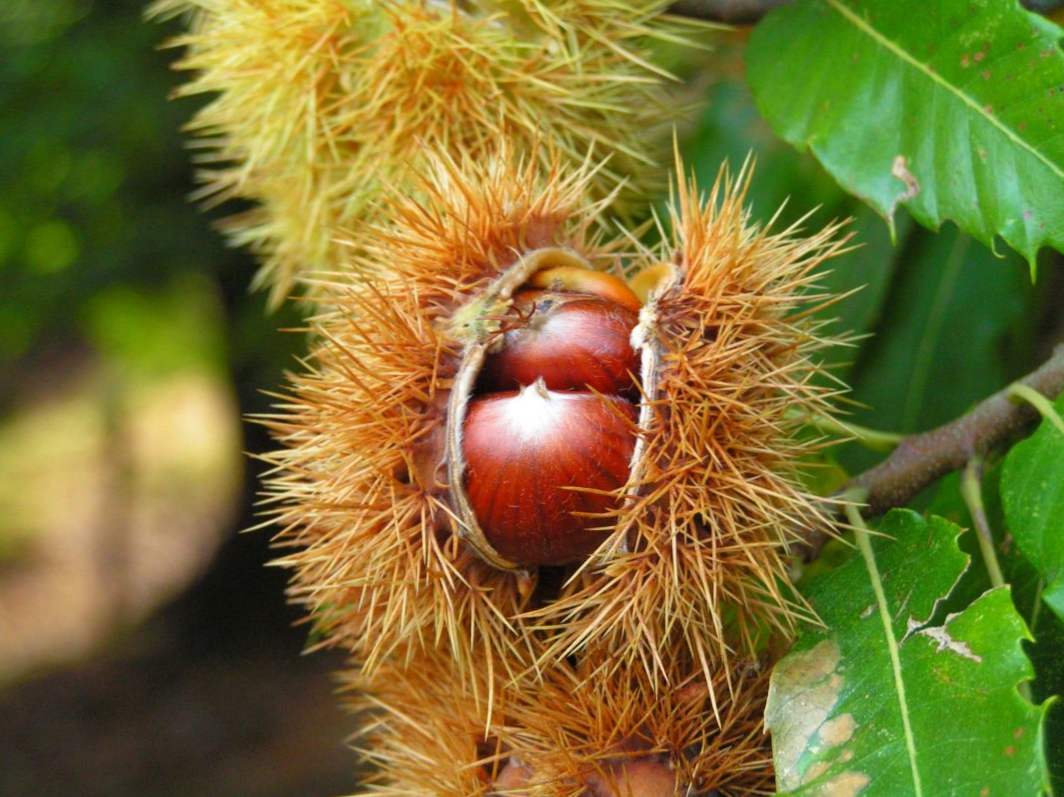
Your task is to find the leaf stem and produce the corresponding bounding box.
[667,0,788,23]
[963,457,1036,705]
[959,458,1005,590]
[1006,382,1064,437]
[796,410,903,452]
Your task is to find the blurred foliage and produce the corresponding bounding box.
[0,0,311,688]
[0,0,302,390]
[84,273,229,379]
[0,13,355,796]
[1002,392,1064,623]
[0,0,308,652]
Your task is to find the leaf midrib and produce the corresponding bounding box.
[825,0,1064,183]
[854,522,924,796]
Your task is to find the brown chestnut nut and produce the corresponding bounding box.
[462,381,637,566]
[480,290,640,394]
[585,758,678,797]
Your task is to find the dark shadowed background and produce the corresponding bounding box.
[0,2,355,794]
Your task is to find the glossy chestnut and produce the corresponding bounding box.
[462,381,637,566]
[479,290,640,394]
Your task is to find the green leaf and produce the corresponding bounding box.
[1002,391,1064,622]
[746,0,1064,271]
[766,510,1048,795]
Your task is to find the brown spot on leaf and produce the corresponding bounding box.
[806,762,831,783]
[814,772,870,796]
[819,714,857,747]
[766,640,845,792]
[889,155,920,216]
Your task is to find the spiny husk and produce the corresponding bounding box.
[263,147,851,702]
[345,650,504,797]
[498,658,775,796]
[347,645,774,796]
[259,150,621,684]
[529,160,852,692]
[149,0,708,305]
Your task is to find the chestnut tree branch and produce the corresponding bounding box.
[848,344,1064,513]
[801,344,1064,557]
[669,0,1064,23]
[667,0,788,24]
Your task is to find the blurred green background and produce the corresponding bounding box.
[0,2,355,795]
[1,3,1061,796]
